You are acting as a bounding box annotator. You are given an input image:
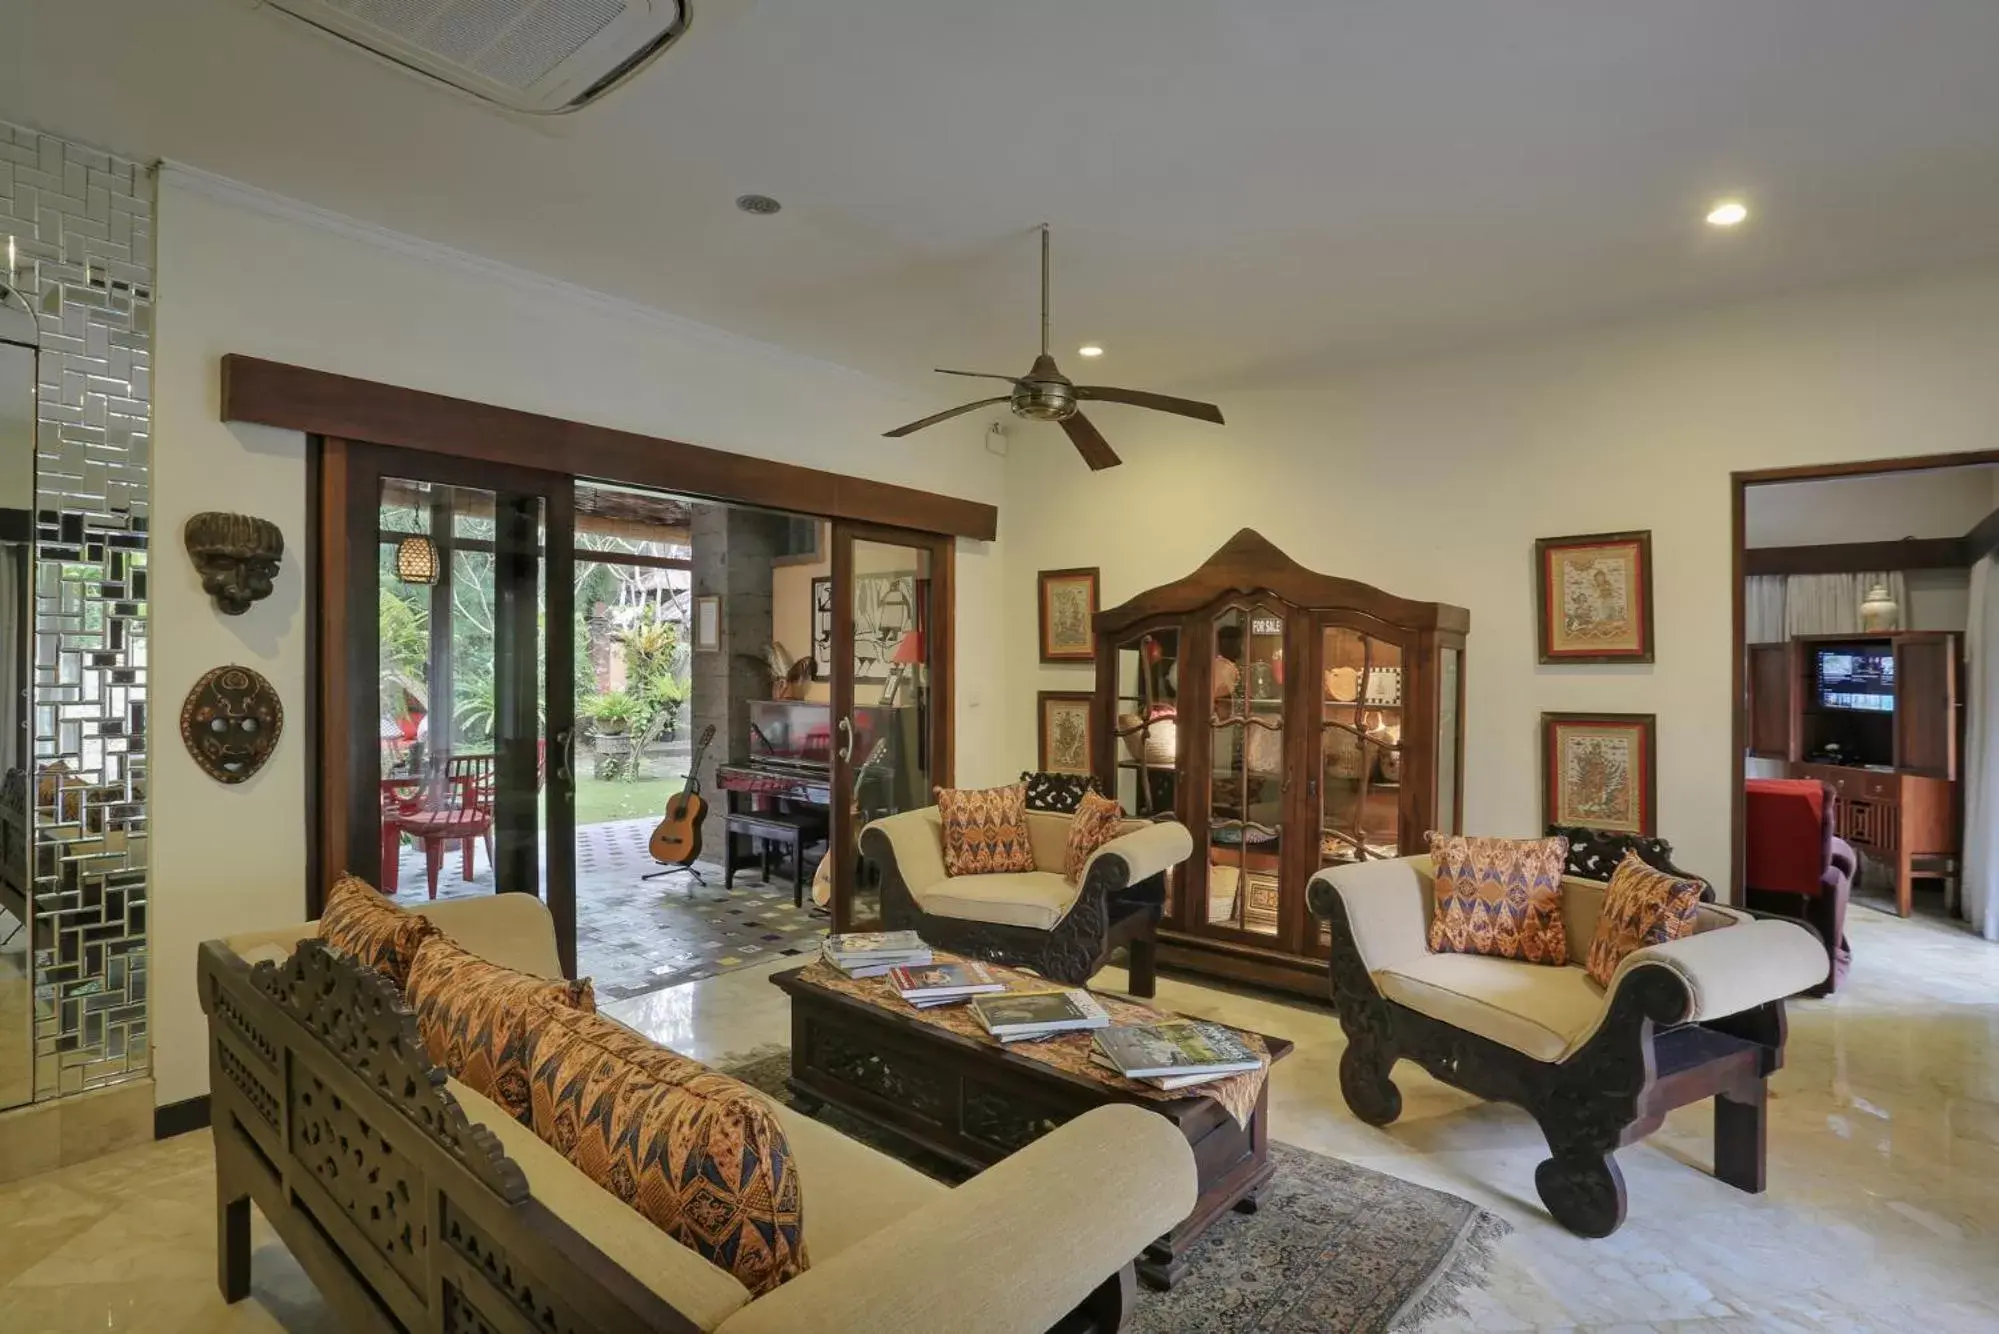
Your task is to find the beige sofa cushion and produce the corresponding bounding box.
[911,870,1080,930]
[766,1102,945,1263]
[445,1078,754,1332]
[1376,954,1607,1063]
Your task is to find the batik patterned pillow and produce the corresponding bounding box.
[405,934,596,1124]
[935,782,1036,876]
[1426,834,1570,965]
[1063,790,1126,884]
[316,872,437,989]
[527,1004,806,1296]
[1586,850,1705,987]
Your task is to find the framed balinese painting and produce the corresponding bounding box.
[1038,567,1099,663]
[1542,712,1656,835]
[1037,691,1096,776]
[1534,530,1653,664]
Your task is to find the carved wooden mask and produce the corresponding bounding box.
[180,665,284,784]
[183,512,284,616]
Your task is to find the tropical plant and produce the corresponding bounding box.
[584,690,639,732]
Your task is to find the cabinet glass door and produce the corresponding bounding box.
[1205,605,1287,938]
[1315,623,1405,949]
[1111,628,1179,819]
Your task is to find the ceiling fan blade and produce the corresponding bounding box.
[1060,411,1122,471]
[934,368,1023,383]
[1075,385,1225,425]
[883,396,1009,438]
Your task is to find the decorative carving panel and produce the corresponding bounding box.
[0,120,153,1098]
[292,1071,427,1291]
[442,1201,581,1334]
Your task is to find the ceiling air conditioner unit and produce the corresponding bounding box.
[262,0,690,114]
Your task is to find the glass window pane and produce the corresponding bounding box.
[1114,629,1178,818]
[1208,606,1283,936]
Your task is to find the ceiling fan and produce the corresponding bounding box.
[883,225,1225,471]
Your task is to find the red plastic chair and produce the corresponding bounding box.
[379,745,546,898]
[381,761,492,899]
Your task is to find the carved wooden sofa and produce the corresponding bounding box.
[201,893,1197,1333]
[1308,856,1828,1238]
[863,808,1192,998]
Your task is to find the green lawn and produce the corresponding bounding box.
[573,771,686,826]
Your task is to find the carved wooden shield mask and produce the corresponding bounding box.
[181,665,284,784]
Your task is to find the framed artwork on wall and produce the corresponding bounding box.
[810,576,833,680]
[853,570,919,684]
[1038,567,1100,663]
[1542,712,1657,836]
[1037,691,1096,776]
[694,595,721,652]
[1534,530,1654,664]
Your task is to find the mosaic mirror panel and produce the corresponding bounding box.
[0,121,152,1099]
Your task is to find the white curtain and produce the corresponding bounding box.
[1963,557,1999,940]
[1746,576,1788,644]
[1782,571,1908,639]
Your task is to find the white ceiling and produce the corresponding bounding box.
[10,1,1999,400]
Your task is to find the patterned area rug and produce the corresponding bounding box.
[722,1049,1508,1333]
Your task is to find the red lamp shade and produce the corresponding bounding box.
[891,631,925,666]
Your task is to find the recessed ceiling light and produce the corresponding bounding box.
[1078,345,1104,358]
[735,194,782,215]
[1706,199,1749,228]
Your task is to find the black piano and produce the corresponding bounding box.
[712,701,909,906]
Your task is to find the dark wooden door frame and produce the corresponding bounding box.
[225,355,998,541]
[313,439,579,974]
[827,521,956,933]
[1729,448,1999,903]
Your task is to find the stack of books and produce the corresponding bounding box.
[887,961,1007,1009]
[970,989,1111,1043]
[821,931,931,978]
[1091,1020,1263,1091]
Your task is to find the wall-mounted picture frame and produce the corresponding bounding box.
[1534,530,1653,664]
[1542,711,1656,835]
[1038,567,1100,663]
[809,576,833,680]
[1037,691,1096,776]
[694,594,721,652]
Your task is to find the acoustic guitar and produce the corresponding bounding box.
[648,724,718,869]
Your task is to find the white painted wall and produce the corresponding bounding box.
[1744,466,1996,547]
[151,172,1004,1105]
[1002,265,1999,892]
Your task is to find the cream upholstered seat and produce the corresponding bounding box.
[1374,952,1607,1063]
[910,870,1079,930]
[863,805,1193,996]
[1310,852,1828,1240]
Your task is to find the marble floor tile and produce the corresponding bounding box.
[3,900,1996,1331]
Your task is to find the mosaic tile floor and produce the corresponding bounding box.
[387,816,828,1000]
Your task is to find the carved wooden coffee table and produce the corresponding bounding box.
[770,963,1293,1289]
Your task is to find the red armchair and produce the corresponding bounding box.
[1744,778,1856,994]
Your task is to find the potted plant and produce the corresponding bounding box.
[584,690,637,736]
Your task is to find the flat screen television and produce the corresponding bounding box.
[1815,647,1895,713]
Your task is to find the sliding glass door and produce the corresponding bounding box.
[827,523,953,931]
[323,442,579,975]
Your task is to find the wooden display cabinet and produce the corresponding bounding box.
[1093,530,1469,997]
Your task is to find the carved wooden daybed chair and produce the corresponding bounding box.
[1308,856,1828,1238]
[863,807,1192,997]
[201,893,1197,1333]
